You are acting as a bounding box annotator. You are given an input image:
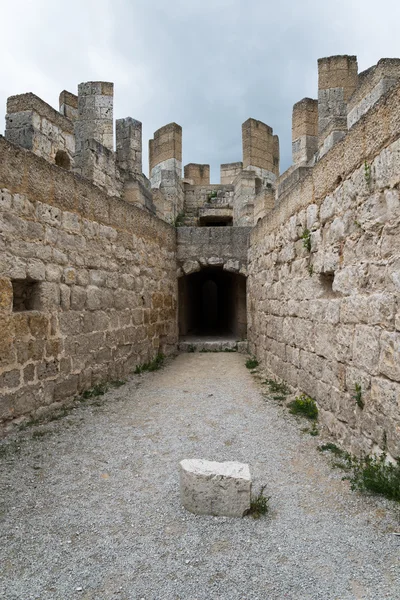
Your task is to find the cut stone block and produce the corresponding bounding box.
[180,459,251,517]
[237,340,249,354]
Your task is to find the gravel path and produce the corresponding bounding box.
[1,353,399,600]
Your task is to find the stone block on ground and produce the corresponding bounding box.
[237,340,249,354]
[180,459,251,517]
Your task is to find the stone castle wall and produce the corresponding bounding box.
[0,136,177,422]
[2,56,400,461]
[248,82,400,458]
[6,93,75,169]
[177,227,250,276]
[182,184,234,226]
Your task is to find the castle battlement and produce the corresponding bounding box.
[4,55,400,230]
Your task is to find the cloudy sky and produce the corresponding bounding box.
[1,0,400,181]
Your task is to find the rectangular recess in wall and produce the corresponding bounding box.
[12,279,39,312]
[319,272,339,298]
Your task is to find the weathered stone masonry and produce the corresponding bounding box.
[248,77,400,459]
[0,137,177,421]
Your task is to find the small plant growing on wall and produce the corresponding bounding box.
[364,161,372,185]
[174,212,185,227]
[353,383,364,409]
[301,228,311,252]
[207,191,218,202]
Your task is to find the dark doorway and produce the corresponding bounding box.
[178,268,247,339]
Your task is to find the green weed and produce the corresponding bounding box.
[301,228,311,252]
[353,383,364,409]
[288,393,318,421]
[18,417,41,430]
[318,442,347,457]
[263,378,290,402]
[110,380,126,388]
[249,485,270,519]
[309,422,320,436]
[134,352,165,374]
[174,212,185,227]
[345,453,400,502]
[246,357,259,369]
[364,161,371,185]
[81,383,108,400]
[318,443,400,501]
[264,378,289,395]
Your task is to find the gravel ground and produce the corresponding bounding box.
[1,353,399,600]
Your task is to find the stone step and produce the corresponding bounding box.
[180,218,197,226]
[178,339,248,353]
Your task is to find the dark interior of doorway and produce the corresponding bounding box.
[178,267,247,339]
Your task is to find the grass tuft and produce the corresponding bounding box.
[288,393,318,421]
[31,429,50,439]
[246,357,259,369]
[345,453,400,502]
[318,442,347,457]
[249,485,270,519]
[318,443,400,502]
[301,228,311,252]
[263,378,290,401]
[302,422,319,436]
[174,212,185,227]
[352,383,364,409]
[81,383,108,400]
[110,380,126,388]
[134,352,165,374]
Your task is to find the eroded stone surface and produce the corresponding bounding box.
[180,459,251,517]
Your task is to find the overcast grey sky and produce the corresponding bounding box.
[1,0,399,181]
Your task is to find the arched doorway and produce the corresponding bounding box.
[178,267,247,339]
